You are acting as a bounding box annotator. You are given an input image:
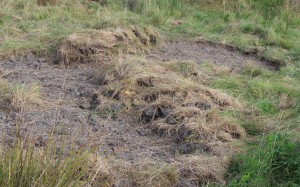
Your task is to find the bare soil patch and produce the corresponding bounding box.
[148,39,279,71]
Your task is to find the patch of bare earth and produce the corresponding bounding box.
[0,30,271,186]
[148,39,278,71]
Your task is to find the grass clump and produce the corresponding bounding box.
[0,78,43,112]
[58,26,159,65]
[0,137,92,187]
[11,84,43,111]
[227,133,300,186]
[94,58,245,142]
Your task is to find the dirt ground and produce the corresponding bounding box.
[148,40,276,71]
[0,53,177,162]
[0,40,271,186]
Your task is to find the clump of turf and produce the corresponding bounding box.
[57,27,159,65]
[0,79,43,112]
[94,57,245,142]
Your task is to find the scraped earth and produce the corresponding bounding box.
[0,40,272,186]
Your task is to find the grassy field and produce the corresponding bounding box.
[0,0,300,186]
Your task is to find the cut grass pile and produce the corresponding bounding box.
[91,57,245,142]
[58,29,246,185]
[59,28,245,141]
[58,27,159,65]
[106,153,232,186]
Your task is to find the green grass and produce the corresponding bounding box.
[227,133,300,186]
[1,0,300,64]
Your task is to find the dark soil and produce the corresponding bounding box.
[148,40,277,71]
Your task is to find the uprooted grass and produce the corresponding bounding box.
[94,57,245,142]
[58,27,159,65]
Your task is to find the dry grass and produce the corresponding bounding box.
[0,80,43,112]
[175,155,230,186]
[93,143,234,186]
[56,34,247,184]
[11,84,43,111]
[278,93,294,110]
[58,27,159,65]
[94,57,245,142]
[119,162,179,187]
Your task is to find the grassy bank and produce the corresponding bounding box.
[0,0,300,186]
[1,0,300,63]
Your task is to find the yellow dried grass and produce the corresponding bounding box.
[58,27,159,65]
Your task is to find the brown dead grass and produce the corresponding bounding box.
[11,84,43,112]
[94,57,245,142]
[58,27,159,65]
[278,93,294,110]
[92,143,234,186]
[175,155,230,186]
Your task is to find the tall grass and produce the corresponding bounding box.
[0,134,92,187]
